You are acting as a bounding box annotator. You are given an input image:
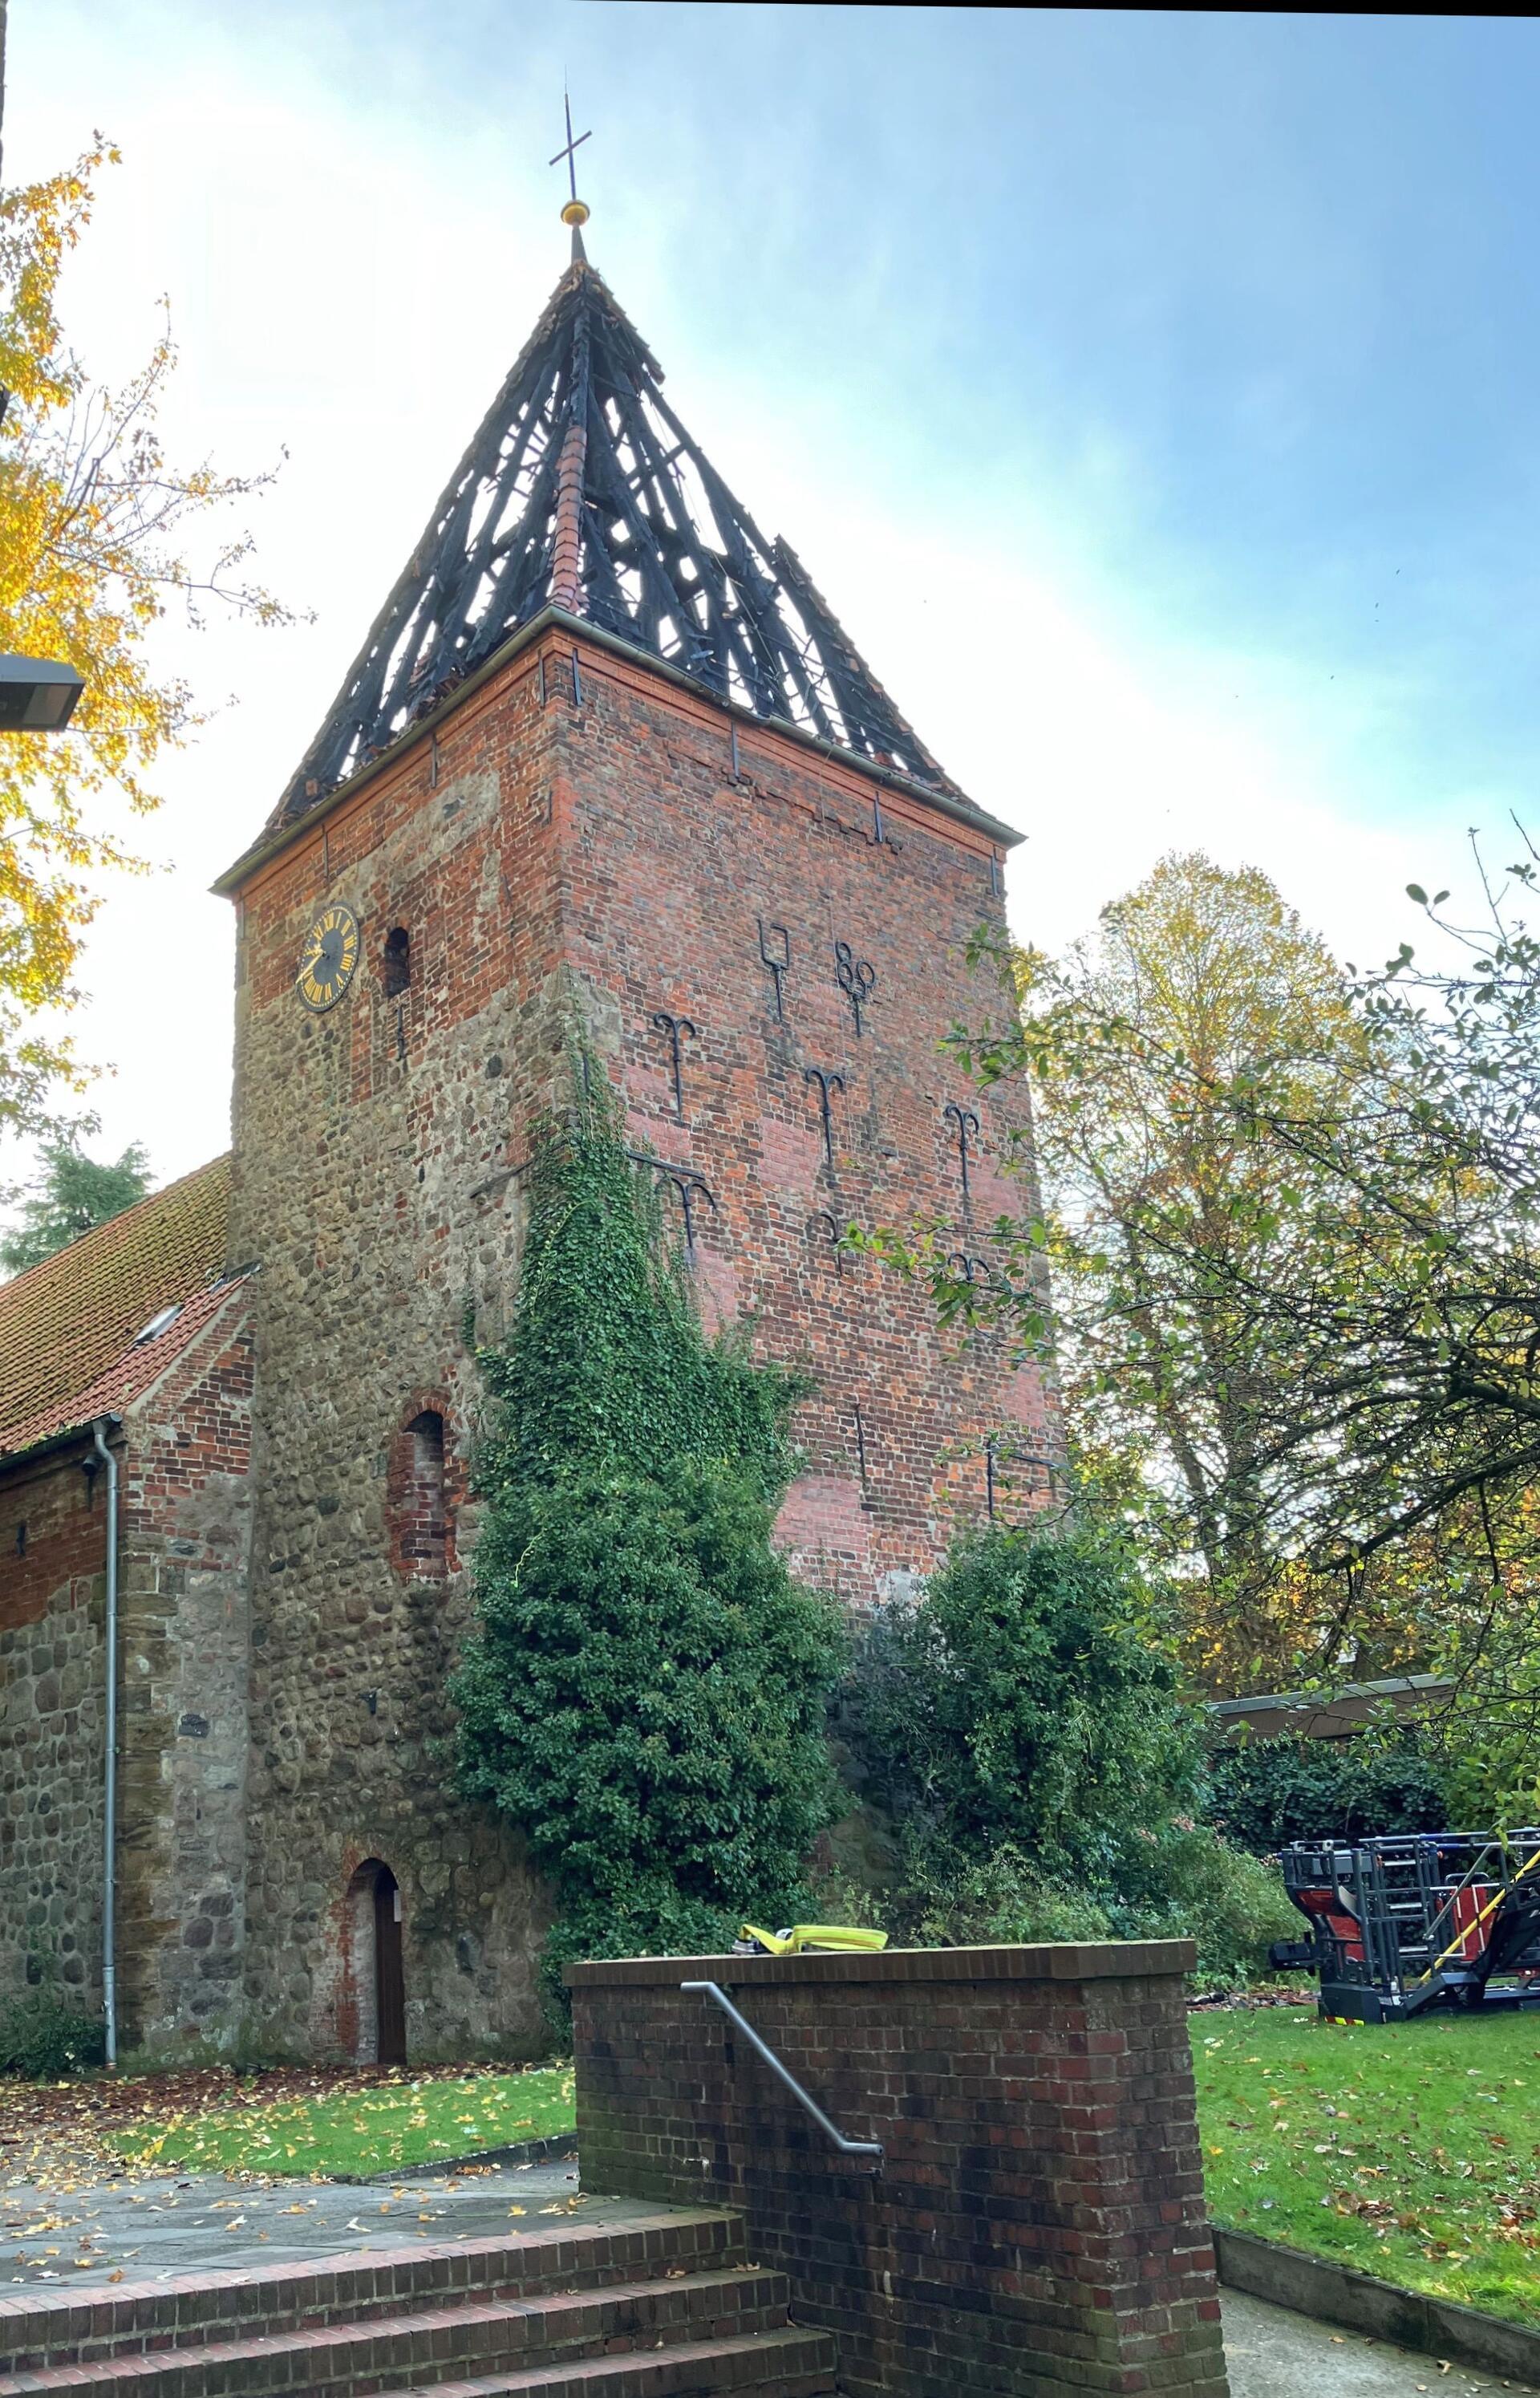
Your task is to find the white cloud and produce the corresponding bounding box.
[0,2,1496,1198]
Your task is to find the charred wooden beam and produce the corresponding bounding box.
[272,253,963,828]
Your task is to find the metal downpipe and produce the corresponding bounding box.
[92,1419,119,2068]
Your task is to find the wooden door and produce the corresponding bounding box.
[374,1868,406,2066]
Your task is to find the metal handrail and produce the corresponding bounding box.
[681,1979,883,2169]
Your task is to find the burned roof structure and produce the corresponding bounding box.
[272,242,961,830]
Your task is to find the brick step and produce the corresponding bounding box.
[0,2216,747,2376]
[0,2269,789,2398]
[368,2328,840,2397]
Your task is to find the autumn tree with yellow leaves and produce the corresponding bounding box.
[863,854,1436,1693]
[0,138,294,1135]
[855,857,1365,1684]
[875,834,1540,1795]
[1006,856,1395,1689]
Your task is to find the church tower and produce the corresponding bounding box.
[216,201,1046,2059]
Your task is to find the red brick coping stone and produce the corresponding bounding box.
[567,1937,1196,1989]
[567,1941,1230,2398]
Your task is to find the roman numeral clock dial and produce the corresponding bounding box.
[296,903,361,1012]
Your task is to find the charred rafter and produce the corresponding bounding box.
[273,257,960,828]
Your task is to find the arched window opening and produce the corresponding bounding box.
[382,926,411,998]
[343,1859,405,2066]
[399,1409,447,1573]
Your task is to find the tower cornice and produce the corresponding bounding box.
[213,604,1022,901]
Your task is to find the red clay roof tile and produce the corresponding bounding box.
[0,1154,235,1457]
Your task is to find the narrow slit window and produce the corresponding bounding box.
[397,1410,447,1574]
[383,927,411,999]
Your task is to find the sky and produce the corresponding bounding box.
[6,2,1540,1196]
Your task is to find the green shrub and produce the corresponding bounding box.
[1106,1822,1301,1986]
[843,1522,1296,1986]
[881,1826,1293,1988]
[849,1524,1205,1884]
[456,1460,845,1958]
[886,1840,1114,1949]
[454,1075,846,1996]
[1207,1727,1452,1854]
[0,1988,106,2078]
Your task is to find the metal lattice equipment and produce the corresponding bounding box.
[273,246,959,830]
[1275,1830,1540,2023]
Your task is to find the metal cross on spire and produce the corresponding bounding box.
[550,90,593,257]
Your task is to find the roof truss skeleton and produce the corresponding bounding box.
[273,260,958,827]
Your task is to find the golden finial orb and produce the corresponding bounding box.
[561,198,590,229]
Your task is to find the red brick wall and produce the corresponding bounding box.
[234,625,1051,1611]
[569,1942,1229,2398]
[0,1443,105,1637]
[546,632,1051,1605]
[121,1309,254,1540]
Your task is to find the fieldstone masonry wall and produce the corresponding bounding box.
[0,1292,253,2051]
[569,1940,1230,2398]
[0,1440,107,2004]
[115,1294,255,2051]
[227,647,566,2062]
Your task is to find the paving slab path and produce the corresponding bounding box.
[0,2156,632,2287]
[1222,2288,1540,2398]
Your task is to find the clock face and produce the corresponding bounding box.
[296,903,361,1012]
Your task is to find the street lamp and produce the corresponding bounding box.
[0,654,84,729]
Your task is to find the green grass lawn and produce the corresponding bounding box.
[1192,2002,1540,2329]
[106,2066,576,2180]
[88,1999,1540,2329]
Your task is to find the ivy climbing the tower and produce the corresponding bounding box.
[452,1069,845,1995]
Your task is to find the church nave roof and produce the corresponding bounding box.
[0,1154,241,1459]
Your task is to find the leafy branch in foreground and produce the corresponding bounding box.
[1173,833,1540,1574]
[0,140,302,1135]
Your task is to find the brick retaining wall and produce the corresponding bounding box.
[569,1941,1229,2398]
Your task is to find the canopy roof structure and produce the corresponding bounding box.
[272,250,962,831]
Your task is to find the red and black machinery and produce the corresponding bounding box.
[1275,1830,1540,2022]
